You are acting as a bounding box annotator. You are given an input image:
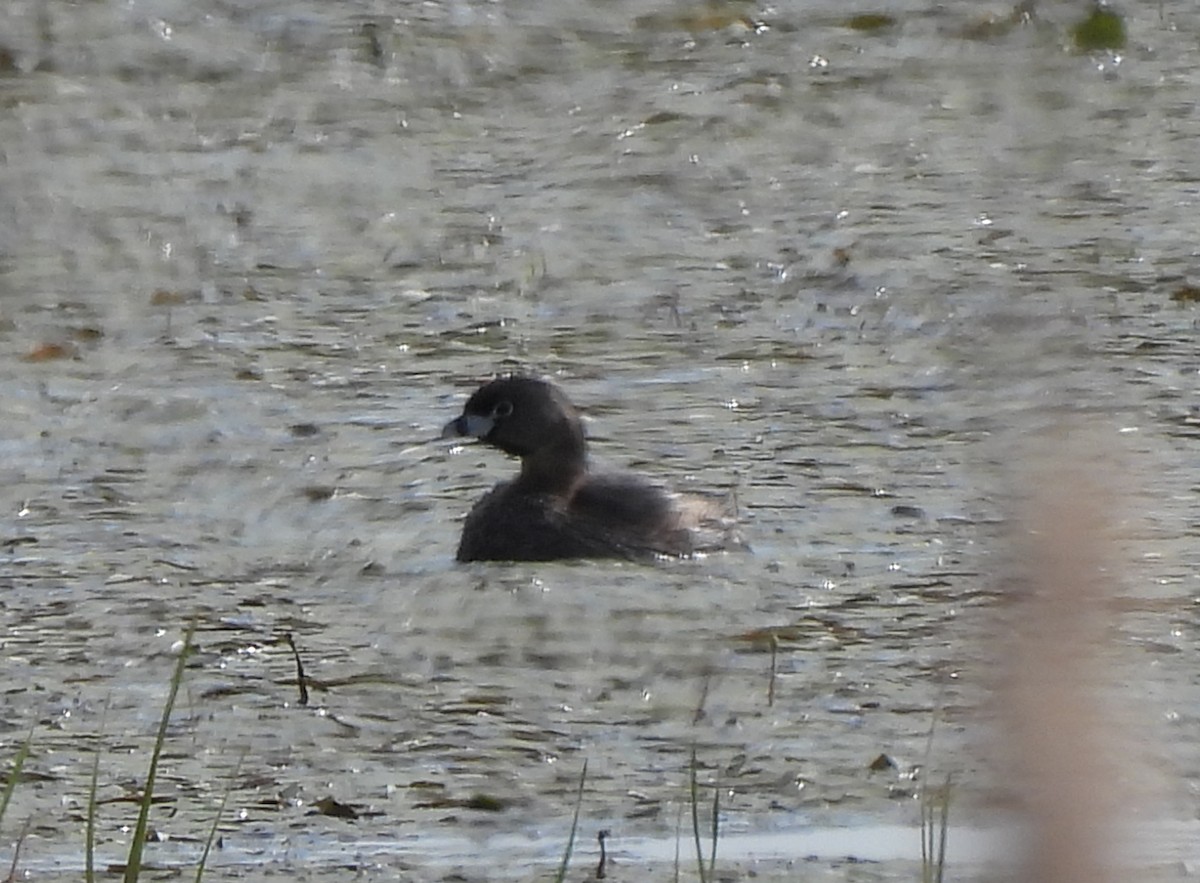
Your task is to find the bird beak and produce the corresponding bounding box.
[441,414,494,440]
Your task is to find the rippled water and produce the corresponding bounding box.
[3,0,1200,879]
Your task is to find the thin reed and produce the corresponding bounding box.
[123,621,196,883]
[552,758,588,883]
[0,727,33,827]
[194,750,245,883]
[688,748,720,883]
[920,774,952,883]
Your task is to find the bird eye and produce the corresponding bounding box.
[492,400,513,419]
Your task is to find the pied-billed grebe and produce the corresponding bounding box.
[441,376,739,562]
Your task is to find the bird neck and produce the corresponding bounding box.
[517,432,587,497]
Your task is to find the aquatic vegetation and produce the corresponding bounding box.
[689,747,720,883]
[5,626,213,883]
[0,727,34,878]
[194,751,244,883]
[920,774,952,883]
[123,621,196,883]
[0,728,32,829]
[1072,3,1126,51]
[552,759,588,883]
[844,14,898,33]
[85,705,106,883]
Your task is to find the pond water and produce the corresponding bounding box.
[3,0,1200,880]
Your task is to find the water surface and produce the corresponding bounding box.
[2,1,1199,879]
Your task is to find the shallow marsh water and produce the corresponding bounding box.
[3,0,1200,879]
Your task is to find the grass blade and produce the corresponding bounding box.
[672,803,682,883]
[86,699,111,883]
[86,743,101,883]
[708,772,719,878]
[767,633,778,707]
[85,700,111,883]
[919,686,945,883]
[0,726,33,826]
[936,774,952,883]
[553,758,588,883]
[194,750,244,883]
[124,622,196,883]
[690,748,707,883]
[5,817,31,881]
[920,773,952,883]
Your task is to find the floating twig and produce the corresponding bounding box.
[284,633,309,706]
[596,828,609,879]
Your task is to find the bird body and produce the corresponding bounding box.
[442,376,738,562]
